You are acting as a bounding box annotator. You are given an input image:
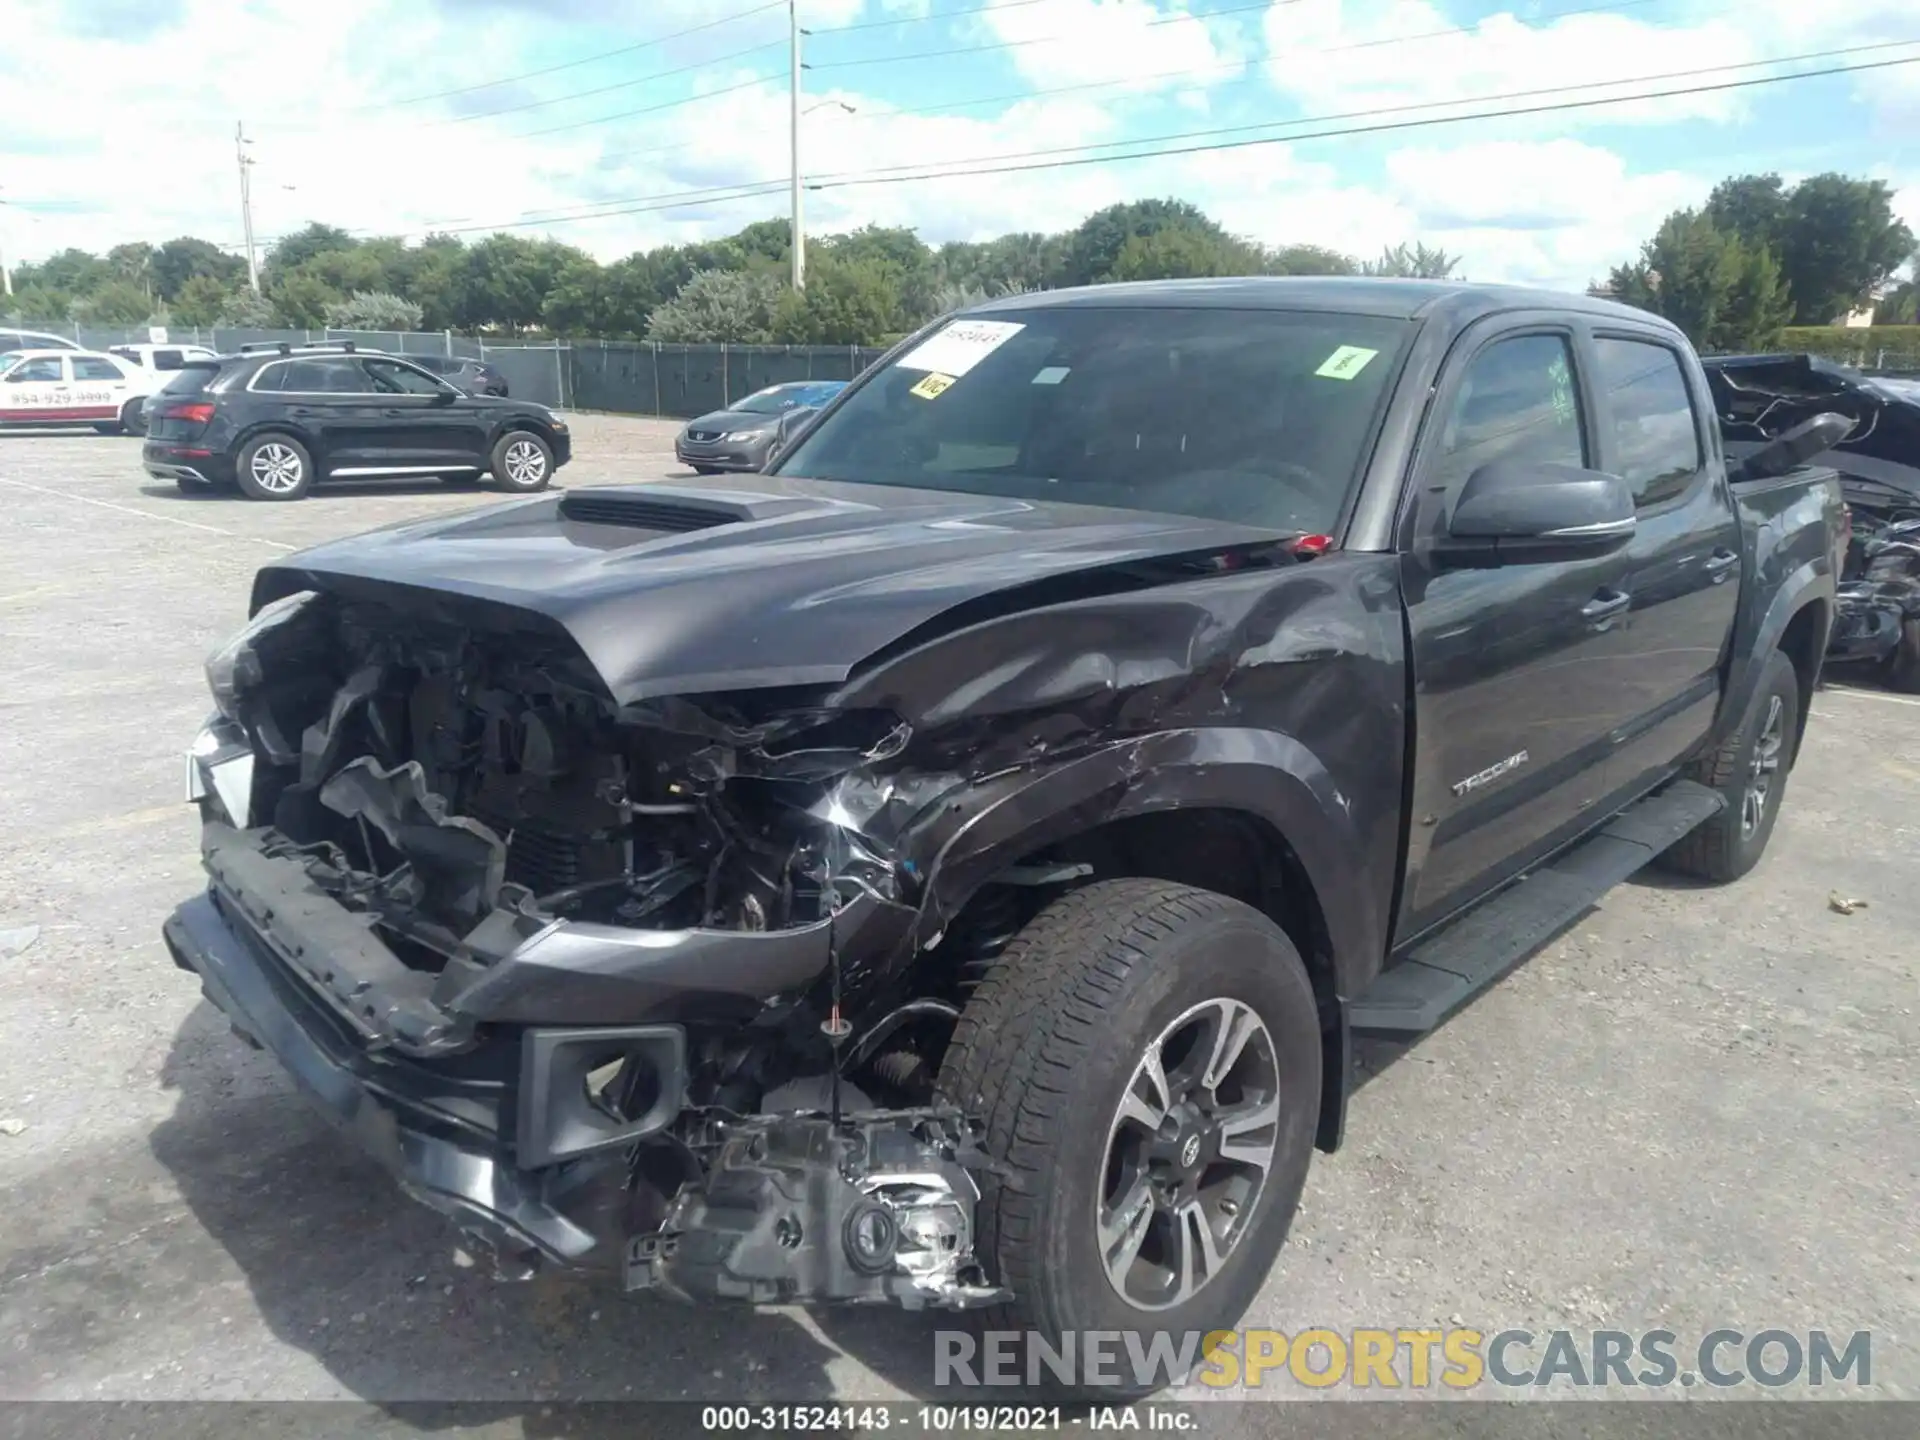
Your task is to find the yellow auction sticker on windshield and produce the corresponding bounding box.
[910,372,956,400]
[1316,345,1379,380]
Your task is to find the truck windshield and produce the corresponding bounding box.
[774,306,1413,533]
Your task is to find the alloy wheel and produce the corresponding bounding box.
[1741,693,1785,838]
[1097,997,1280,1311]
[502,438,547,485]
[249,443,303,495]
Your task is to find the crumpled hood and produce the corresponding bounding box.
[253,476,1282,705]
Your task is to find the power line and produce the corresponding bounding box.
[806,0,1287,71]
[588,0,1668,168]
[226,42,1917,253]
[373,0,787,108]
[424,39,785,127]
[808,49,1920,192]
[798,36,1918,188]
[283,44,1920,247]
[511,72,784,140]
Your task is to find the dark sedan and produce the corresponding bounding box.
[675,380,847,473]
[406,353,510,396]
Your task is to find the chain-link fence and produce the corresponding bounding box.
[1775,326,1920,375]
[47,323,887,416]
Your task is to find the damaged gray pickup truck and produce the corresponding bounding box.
[164,279,1845,1378]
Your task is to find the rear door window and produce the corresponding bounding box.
[1593,337,1702,507]
[6,358,66,383]
[72,356,125,382]
[362,358,448,395]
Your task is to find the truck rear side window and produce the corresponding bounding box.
[1594,337,1700,507]
[1432,334,1586,490]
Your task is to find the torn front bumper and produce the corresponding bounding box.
[163,814,997,1305]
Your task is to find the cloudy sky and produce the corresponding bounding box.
[3,0,1917,290]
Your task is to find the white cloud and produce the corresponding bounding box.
[981,0,1234,94]
[1262,0,1760,128]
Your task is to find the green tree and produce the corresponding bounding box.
[1607,209,1789,351]
[172,274,234,327]
[1706,242,1794,352]
[1772,174,1914,323]
[268,270,339,328]
[31,248,108,296]
[7,286,70,325]
[772,255,898,344]
[151,237,247,301]
[264,223,357,283]
[73,280,154,326]
[106,241,155,301]
[1264,243,1359,276]
[401,235,465,331]
[325,290,425,330]
[1061,199,1228,286]
[1110,228,1255,281]
[454,234,579,332]
[1359,241,1462,279]
[216,287,277,327]
[1703,174,1787,252]
[645,268,783,343]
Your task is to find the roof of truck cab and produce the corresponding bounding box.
[967,276,1671,328]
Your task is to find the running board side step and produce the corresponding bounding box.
[1349,779,1724,1039]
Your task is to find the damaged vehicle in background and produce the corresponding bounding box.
[165,280,1843,1392]
[1706,353,1920,691]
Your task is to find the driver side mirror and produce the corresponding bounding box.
[431,386,460,405]
[1436,460,1635,566]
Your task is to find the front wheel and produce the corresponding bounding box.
[491,430,554,492]
[235,433,315,501]
[938,880,1321,1397]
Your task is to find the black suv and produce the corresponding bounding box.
[141,342,569,501]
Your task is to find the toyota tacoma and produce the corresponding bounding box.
[163,279,1845,1382]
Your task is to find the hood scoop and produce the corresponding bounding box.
[558,485,825,533]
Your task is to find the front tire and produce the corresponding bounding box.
[939,880,1321,1397]
[235,433,314,501]
[491,430,553,492]
[1661,648,1799,882]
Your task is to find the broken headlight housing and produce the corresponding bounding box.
[205,590,318,722]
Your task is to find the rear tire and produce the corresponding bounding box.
[235,433,315,502]
[490,430,554,492]
[938,880,1321,1398]
[1661,648,1799,883]
[1884,619,1920,694]
[120,396,148,437]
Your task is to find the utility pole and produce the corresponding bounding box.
[0,191,14,298]
[236,121,260,292]
[789,0,804,291]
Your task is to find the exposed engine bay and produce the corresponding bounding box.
[1706,354,1920,686]
[230,590,916,945]
[182,583,1063,1307]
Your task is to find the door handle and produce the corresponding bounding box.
[1580,589,1632,625]
[383,407,407,417]
[1704,548,1738,581]
[288,406,315,416]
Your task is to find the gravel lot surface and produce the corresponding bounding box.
[0,419,1914,1430]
